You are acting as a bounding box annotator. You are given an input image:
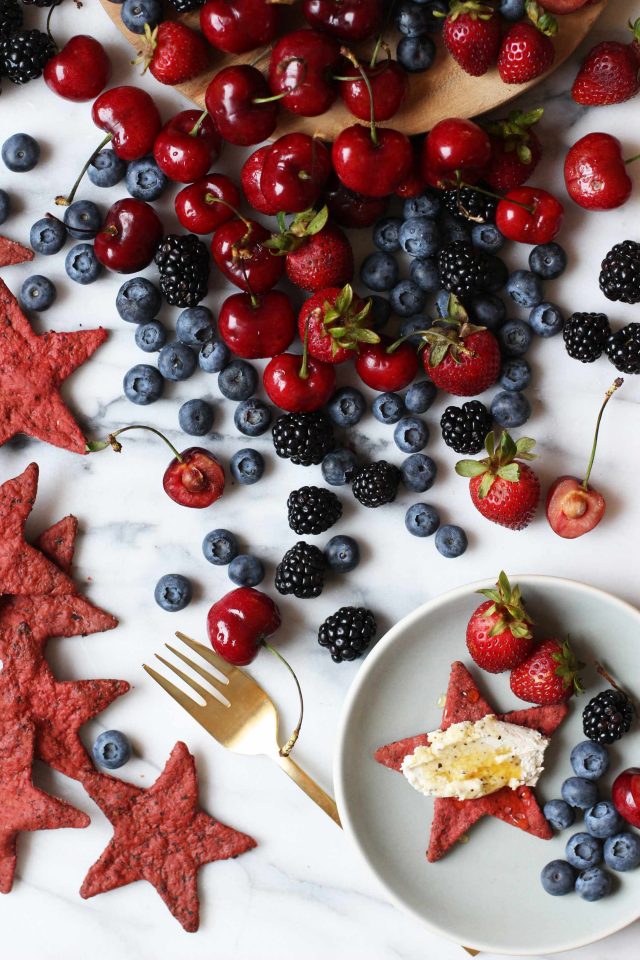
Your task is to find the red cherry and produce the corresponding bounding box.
[564,132,635,211]
[303,0,384,41]
[218,291,296,358]
[340,59,408,122]
[92,86,162,161]
[268,29,341,117]
[324,175,388,227]
[205,65,278,146]
[395,156,425,199]
[260,133,332,214]
[332,124,413,198]
[612,768,640,829]
[422,118,492,188]
[355,336,418,391]
[241,146,279,215]
[163,446,225,509]
[94,199,163,274]
[263,352,336,412]
[44,35,111,102]
[496,186,564,244]
[153,110,222,184]
[211,218,284,293]
[200,0,282,54]
[207,587,281,665]
[174,174,241,234]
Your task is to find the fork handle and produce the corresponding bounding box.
[276,754,341,827]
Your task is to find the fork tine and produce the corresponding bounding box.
[143,663,204,713]
[164,643,230,699]
[175,631,233,679]
[154,653,220,706]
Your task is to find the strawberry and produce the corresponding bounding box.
[419,295,500,396]
[265,207,354,293]
[483,108,543,193]
[136,22,210,86]
[510,637,584,705]
[572,20,640,106]
[456,430,541,530]
[467,571,535,673]
[297,283,378,365]
[498,4,556,86]
[442,2,501,77]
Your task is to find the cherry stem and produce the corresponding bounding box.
[594,661,637,712]
[299,316,310,380]
[340,47,378,146]
[249,45,273,68]
[369,34,384,68]
[46,0,62,47]
[625,153,640,165]
[253,91,287,104]
[189,109,209,137]
[458,177,535,215]
[262,642,304,756]
[55,132,113,206]
[386,329,430,354]
[87,425,184,463]
[205,195,251,232]
[582,377,623,489]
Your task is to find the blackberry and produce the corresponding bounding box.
[1,28,54,83]
[438,241,491,299]
[272,412,334,466]
[318,606,377,663]
[440,400,492,454]
[583,689,634,744]
[275,541,326,599]
[154,234,209,307]
[287,486,342,535]
[441,186,497,224]
[563,312,611,363]
[599,240,640,304]
[605,323,640,374]
[0,0,22,42]
[167,0,205,9]
[352,461,400,508]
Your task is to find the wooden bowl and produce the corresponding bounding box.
[98,0,607,140]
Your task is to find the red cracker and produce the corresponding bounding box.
[0,234,34,268]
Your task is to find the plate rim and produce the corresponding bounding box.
[333,573,640,956]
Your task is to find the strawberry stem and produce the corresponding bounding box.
[262,641,304,756]
[87,425,184,463]
[582,378,623,490]
[55,132,113,206]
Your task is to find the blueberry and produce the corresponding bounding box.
[29,216,65,256]
[116,276,161,324]
[65,243,102,284]
[230,448,264,485]
[469,293,506,331]
[373,216,402,253]
[540,860,576,896]
[562,776,599,810]
[403,190,441,220]
[218,359,258,400]
[126,155,167,202]
[529,242,567,280]
[499,358,531,393]
[0,189,10,225]
[228,554,264,588]
[121,0,162,33]
[397,34,436,73]
[88,148,126,188]
[123,364,164,405]
[506,269,543,308]
[401,453,437,492]
[135,320,167,353]
[154,573,192,612]
[604,832,640,872]
[566,832,603,870]
[543,799,576,832]
[199,339,230,373]
[389,280,427,317]
[435,524,467,558]
[405,502,440,537]
[399,216,440,258]
[399,314,429,345]
[202,528,239,566]
[575,866,612,902]
[570,741,610,781]
[372,392,405,425]
[92,730,132,770]
[64,200,102,240]
[471,222,504,254]
[491,390,531,429]
[369,294,391,331]
[235,397,272,436]
[435,288,452,318]
[396,0,429,36]
[394,416,429,453]
[439,210,471,246]
[528,302,564,338]
[324,534,360,573]
[585,802,624,840]
[410,256,440,292]
[498,319,532,357]
[179,398,214,436]
[321,448,358,486]
[360,251,399,291]
[2,133,39,172]
[19,275,56,312]
[158,341,197,381]
[499,0,525,20]
[405,380,436,413]
[328,387,366,427]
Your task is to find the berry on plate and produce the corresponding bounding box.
[510,637,584,705]
[92,730,132,770]
[583,687,634,745]
[466,571,534,673]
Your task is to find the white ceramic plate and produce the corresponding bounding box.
[334,576,640,956]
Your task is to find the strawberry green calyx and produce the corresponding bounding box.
[264,206,329,256]
[132,23,160,74]
[422,294,487,366]
[319,283,378,354]
[455,430,537,499]
[484,108,543,165]
[525,0,557,37]
[434,0,493,20]
[477,571,534,640]
[552,637,585,696]
[629,17,640,45]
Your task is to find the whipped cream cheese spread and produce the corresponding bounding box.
[401,715,549,801]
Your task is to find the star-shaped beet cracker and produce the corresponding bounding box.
[80,742,257,931]
[375,661,568,862]
[0,279,107,454]
[0,234,33,268]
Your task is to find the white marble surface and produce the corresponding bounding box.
[1,1,640,957]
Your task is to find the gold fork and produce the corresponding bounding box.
[143,631,340,826]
